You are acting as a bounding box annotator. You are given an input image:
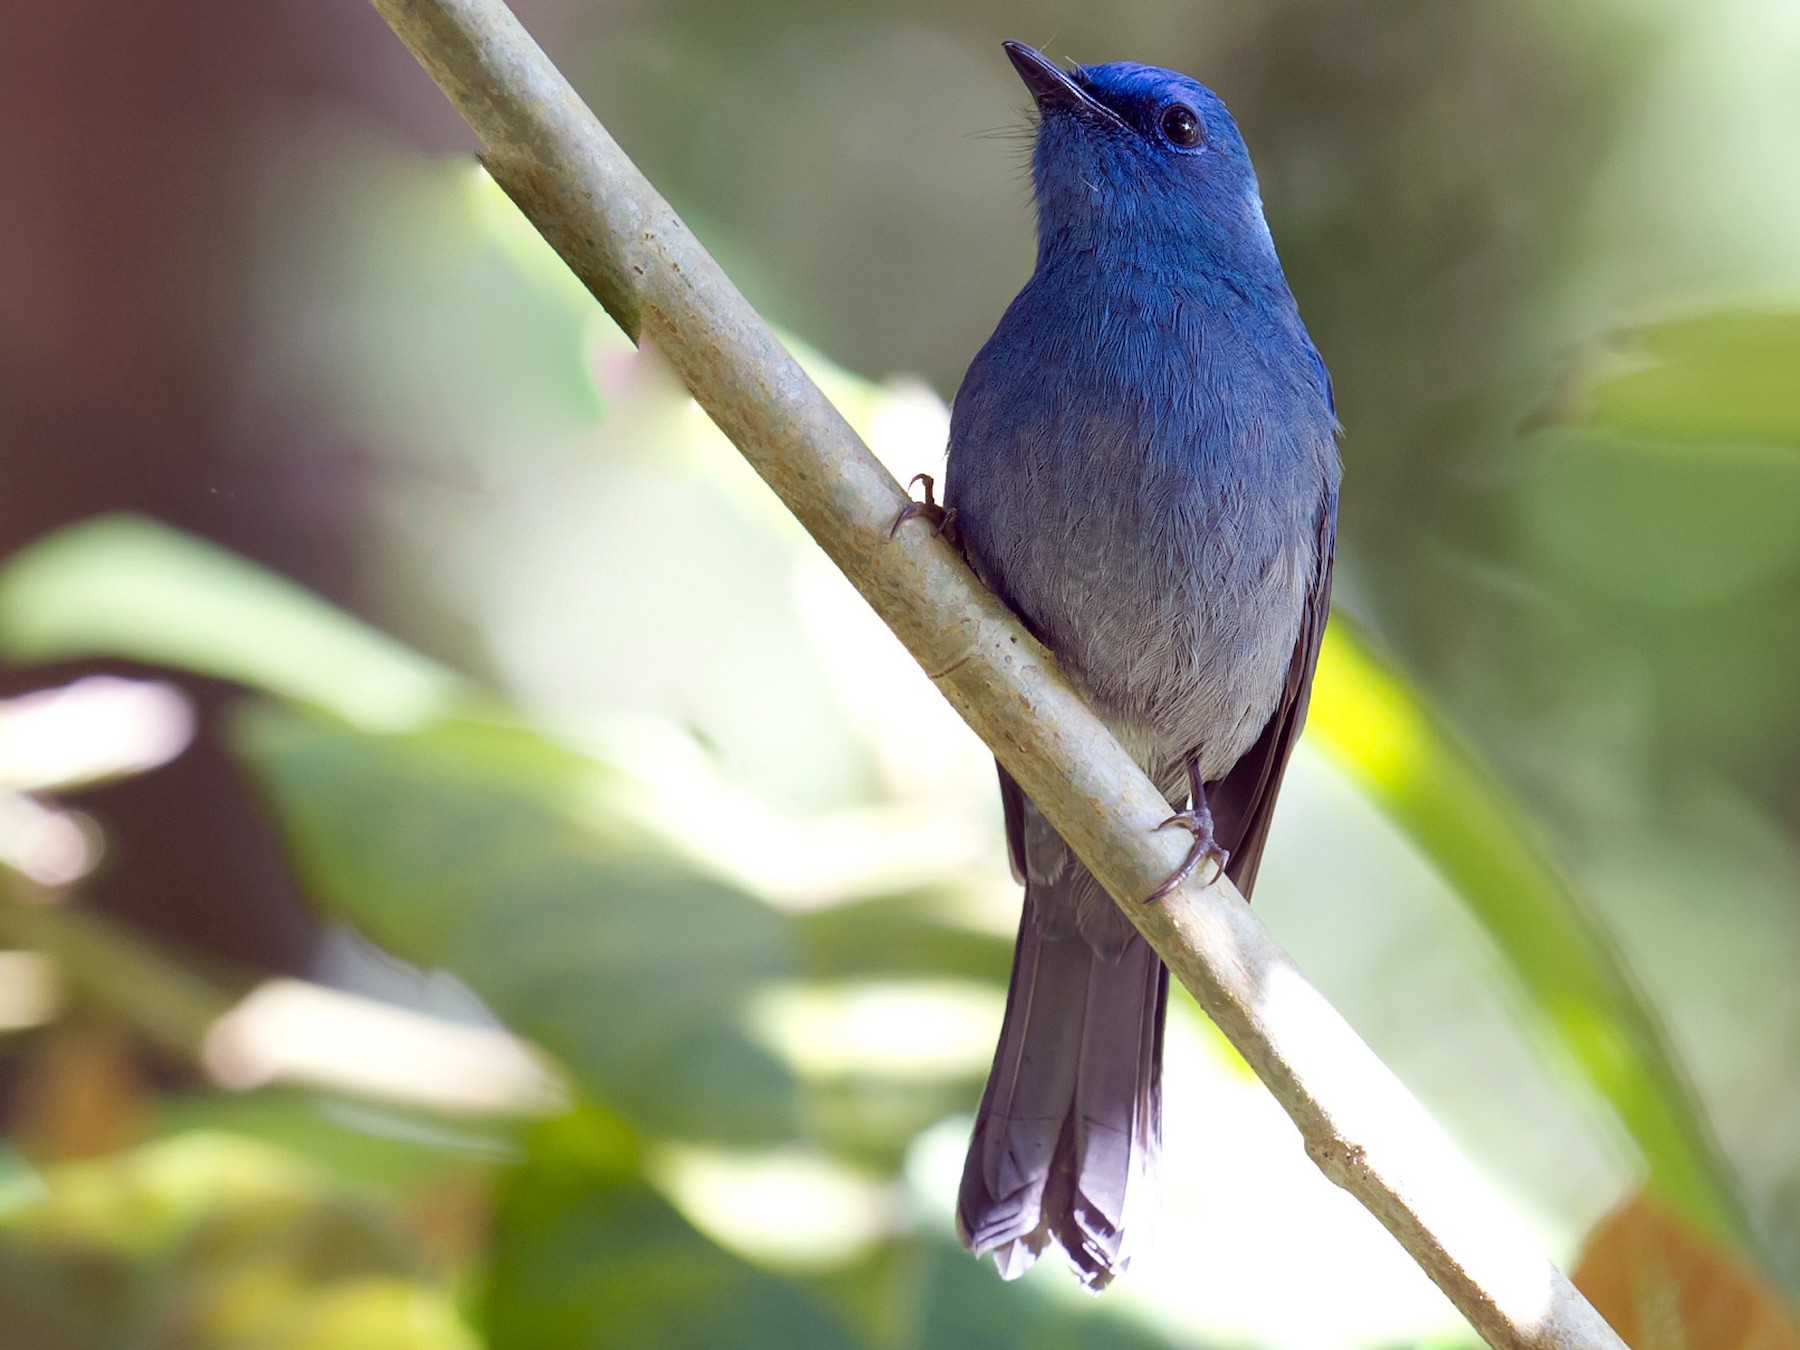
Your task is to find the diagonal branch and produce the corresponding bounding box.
[367,1,1626,1345]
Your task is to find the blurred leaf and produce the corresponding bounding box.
[0,516,466,728]
[783,894,1010,1168]
[0,1144,42,1219]
[792,891,1010,985]
[1575,1192,1800,1349]
[902,1242,1183,1350]
[3,1131,402,1266]
[820,1235,1180,1350]
[227,1278,481,1350]
[152,1090,513,1194]
[1525,431,1800,609]
[483,1109,858,1350]
[0,1131,470,1350]
[0,894,231,1065]
[10,1021,146,1163]
[1528,312,1800,609]
[263,142,605,471]
[1309,622,1747,1243]
[1570,312,1800,449]
[235,703,799,1143]
[797,1078,976,1176]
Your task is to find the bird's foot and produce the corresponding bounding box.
[1147,804,1229,901]
[889,473,959,544]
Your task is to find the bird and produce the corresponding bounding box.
[936,41,1340,1290]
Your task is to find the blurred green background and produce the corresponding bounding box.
[2,1,1799,1346]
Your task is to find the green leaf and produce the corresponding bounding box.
[151,1090,514,1194]
[1308,621,1748,1243]
[269,148,606,469]
[235,704,799,1143]
[819,1236,1175,1350]
[238,1279,482,1350]
[502,1108,1172,1350]
[1523,431,1800,609]
[0,1132,472,1350]
[792,890,1011,986]
[483,1109,858,1350]
[902,1241,1177,1350]
[1565,311,1800,448]
[0,515,465,728]
[0,1144,42,1220]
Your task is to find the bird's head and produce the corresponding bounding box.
[1003,41,1277,270]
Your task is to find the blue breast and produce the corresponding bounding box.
[945,261,1338,781]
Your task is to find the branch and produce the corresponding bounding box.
[367,2,1626,1344]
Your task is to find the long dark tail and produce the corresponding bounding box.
[960,723,1301,1289]
[957,885,1168,1291]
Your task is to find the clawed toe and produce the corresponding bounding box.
[888,473,959,542]
[1147,808,1229,902]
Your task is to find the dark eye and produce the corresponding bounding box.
[1159,103,1202,147]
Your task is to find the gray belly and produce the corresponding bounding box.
[954,445,1325,788]
[1062,525,1311,784]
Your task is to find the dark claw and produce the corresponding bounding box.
[889,473,959,543]
[1146,806,1229,902]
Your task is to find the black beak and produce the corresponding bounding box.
[1002,41,1128,130]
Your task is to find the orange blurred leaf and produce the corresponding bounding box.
[1575,1193,1800,1350]
[12,1019,145,1162]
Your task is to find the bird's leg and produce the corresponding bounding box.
[1147,753,1229,901]
[888,473,959,544]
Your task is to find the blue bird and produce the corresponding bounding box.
[942,42,1340,1289]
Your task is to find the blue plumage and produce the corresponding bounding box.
[946,42,1340,1289]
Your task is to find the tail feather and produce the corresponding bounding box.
[956,896,1087,1261]
[1065,938,1167,1280]
[958,881,1166,1291]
